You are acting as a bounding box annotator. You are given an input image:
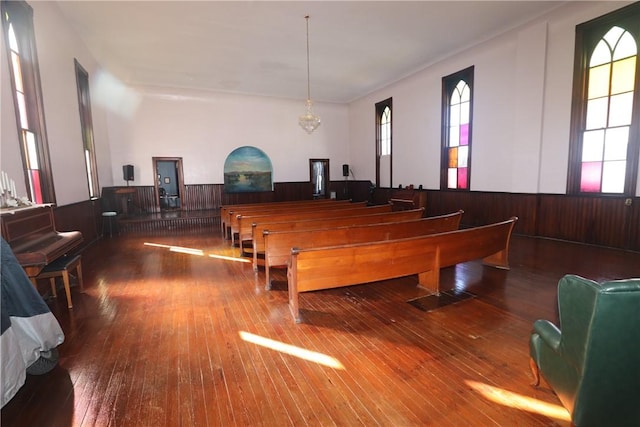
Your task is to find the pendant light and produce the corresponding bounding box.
[299,15,321,134]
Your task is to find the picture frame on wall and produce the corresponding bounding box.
[223,146,273,193]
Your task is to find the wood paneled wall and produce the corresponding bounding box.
[62,183,637,252]
[375,187,638,252]
[536,194,638,250]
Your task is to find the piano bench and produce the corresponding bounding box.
[35,254,84,309]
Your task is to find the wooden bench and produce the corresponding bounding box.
[286,217,518,322]
[220,199,349,238]
[252,208,426,270]
[229,201,366,245]
[34,254,84,309]
[236,203,390,254]
[263,210,463,289]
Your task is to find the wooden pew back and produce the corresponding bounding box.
[252,208,426,266]
[288,238,439,323]
[221,199,349,237]
[229,201,367,244]
[237,204,390,250]
[262,210,463,287]
[287,216,517,322]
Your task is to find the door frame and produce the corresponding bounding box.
[309,158,330,199]
[152,156,186,211]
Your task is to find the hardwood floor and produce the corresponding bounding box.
[2,230,639,426]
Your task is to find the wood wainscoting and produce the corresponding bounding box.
[100,182,324,216]
[425,190,639,252]
[55,184,639,251]
[536,194,639,250]
[373,187,639,251]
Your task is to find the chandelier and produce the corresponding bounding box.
[299,15,321,134]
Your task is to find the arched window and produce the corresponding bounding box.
[380,106,391,156]
[441,67,474,190]
[375,98,392,188]
[568,3,640,195]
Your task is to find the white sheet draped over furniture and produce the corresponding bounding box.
[1,237,64,408]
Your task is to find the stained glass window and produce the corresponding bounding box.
[441,67,473,190]
[2,1,54,204]
[568,3,640,195]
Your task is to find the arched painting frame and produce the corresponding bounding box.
[223,146,273,193]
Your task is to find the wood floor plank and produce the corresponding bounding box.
[4,230,637,426]
[307,286,485,426]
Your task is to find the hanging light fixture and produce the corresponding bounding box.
[299,15,321,134]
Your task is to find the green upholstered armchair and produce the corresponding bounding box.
[529,275,640,427]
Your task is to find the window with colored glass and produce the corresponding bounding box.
[568,3,640,195]
[2,1,55,204]
[441,66,474,190]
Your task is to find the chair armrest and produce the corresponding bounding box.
[533,319,562,351]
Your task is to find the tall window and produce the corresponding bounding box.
[380,106,391,156]
[75,59,100,199]
[441,66,474,190]
[375,97,392,188]
[567,3,640,195]
[2,1,54,204]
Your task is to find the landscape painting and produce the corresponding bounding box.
[223,146,273,193]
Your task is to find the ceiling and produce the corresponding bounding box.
[54,1,568,104]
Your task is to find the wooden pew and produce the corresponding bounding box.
[263,210,464,289]
[228,200,367,245]
[252,208,426,270]
[221,199,350,239]
[236,204,391,254]
[287,217,518,322]
[220,199,349,238]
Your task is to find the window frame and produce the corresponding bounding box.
[567,2,640,196]
[375,97,393,188]
[441,66,474,191]
[2,0,55,204]
[74,59,100,200]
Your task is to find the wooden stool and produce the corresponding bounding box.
[36,254,84,309]
[102,211,118,237]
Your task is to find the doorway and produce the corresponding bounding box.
[309,159,330,199]
[153,157,185,211]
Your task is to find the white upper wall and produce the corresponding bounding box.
[2,1,638,207]
[0,1,113,206]
[105,87,349,187]
[348,1,639,196]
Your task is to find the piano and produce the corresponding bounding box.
[0,204,83,279]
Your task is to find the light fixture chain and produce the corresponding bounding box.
[299,14,321,134]
[305,15,311,100]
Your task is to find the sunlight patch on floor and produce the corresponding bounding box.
[144,242,249,262]
[208,253,250,263]
[239,331,344,370]
[466,380,571,422]
[144,242,204,256]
